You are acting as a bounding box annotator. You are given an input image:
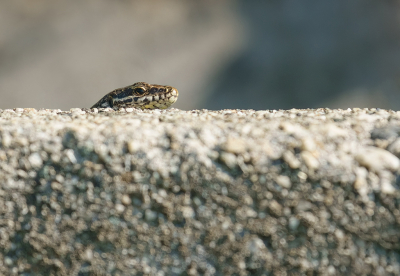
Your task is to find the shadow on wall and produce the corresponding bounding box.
[203,1,400,110]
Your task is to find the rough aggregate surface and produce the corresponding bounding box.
[0,107,400,275]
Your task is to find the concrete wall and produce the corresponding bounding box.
[0,107,399,275]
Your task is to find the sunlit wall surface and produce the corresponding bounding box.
[1,0,400,110]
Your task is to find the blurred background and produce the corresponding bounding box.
[1,0,400,111]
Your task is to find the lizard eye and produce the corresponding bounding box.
[135,87,146,95]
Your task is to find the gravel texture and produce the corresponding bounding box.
[0,107,400,275]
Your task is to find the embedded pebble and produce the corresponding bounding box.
[222,137,246,154]
[115,204,125,213]
[121,194,131,205]
[219,152,237,169]
[283,150,301,169]
[145,209,158,221]
[28,152,43,168]
[301,151,320,170]
[0,107,398,276]
[356,147,400,172]
[275,175,291,189]
[354,167,369,196]
[288,217,300,230]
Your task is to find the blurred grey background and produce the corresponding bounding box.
[1,0,400,111]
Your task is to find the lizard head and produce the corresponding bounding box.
[113,82,179,109]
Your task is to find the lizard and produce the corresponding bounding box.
[91,82,178,109]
